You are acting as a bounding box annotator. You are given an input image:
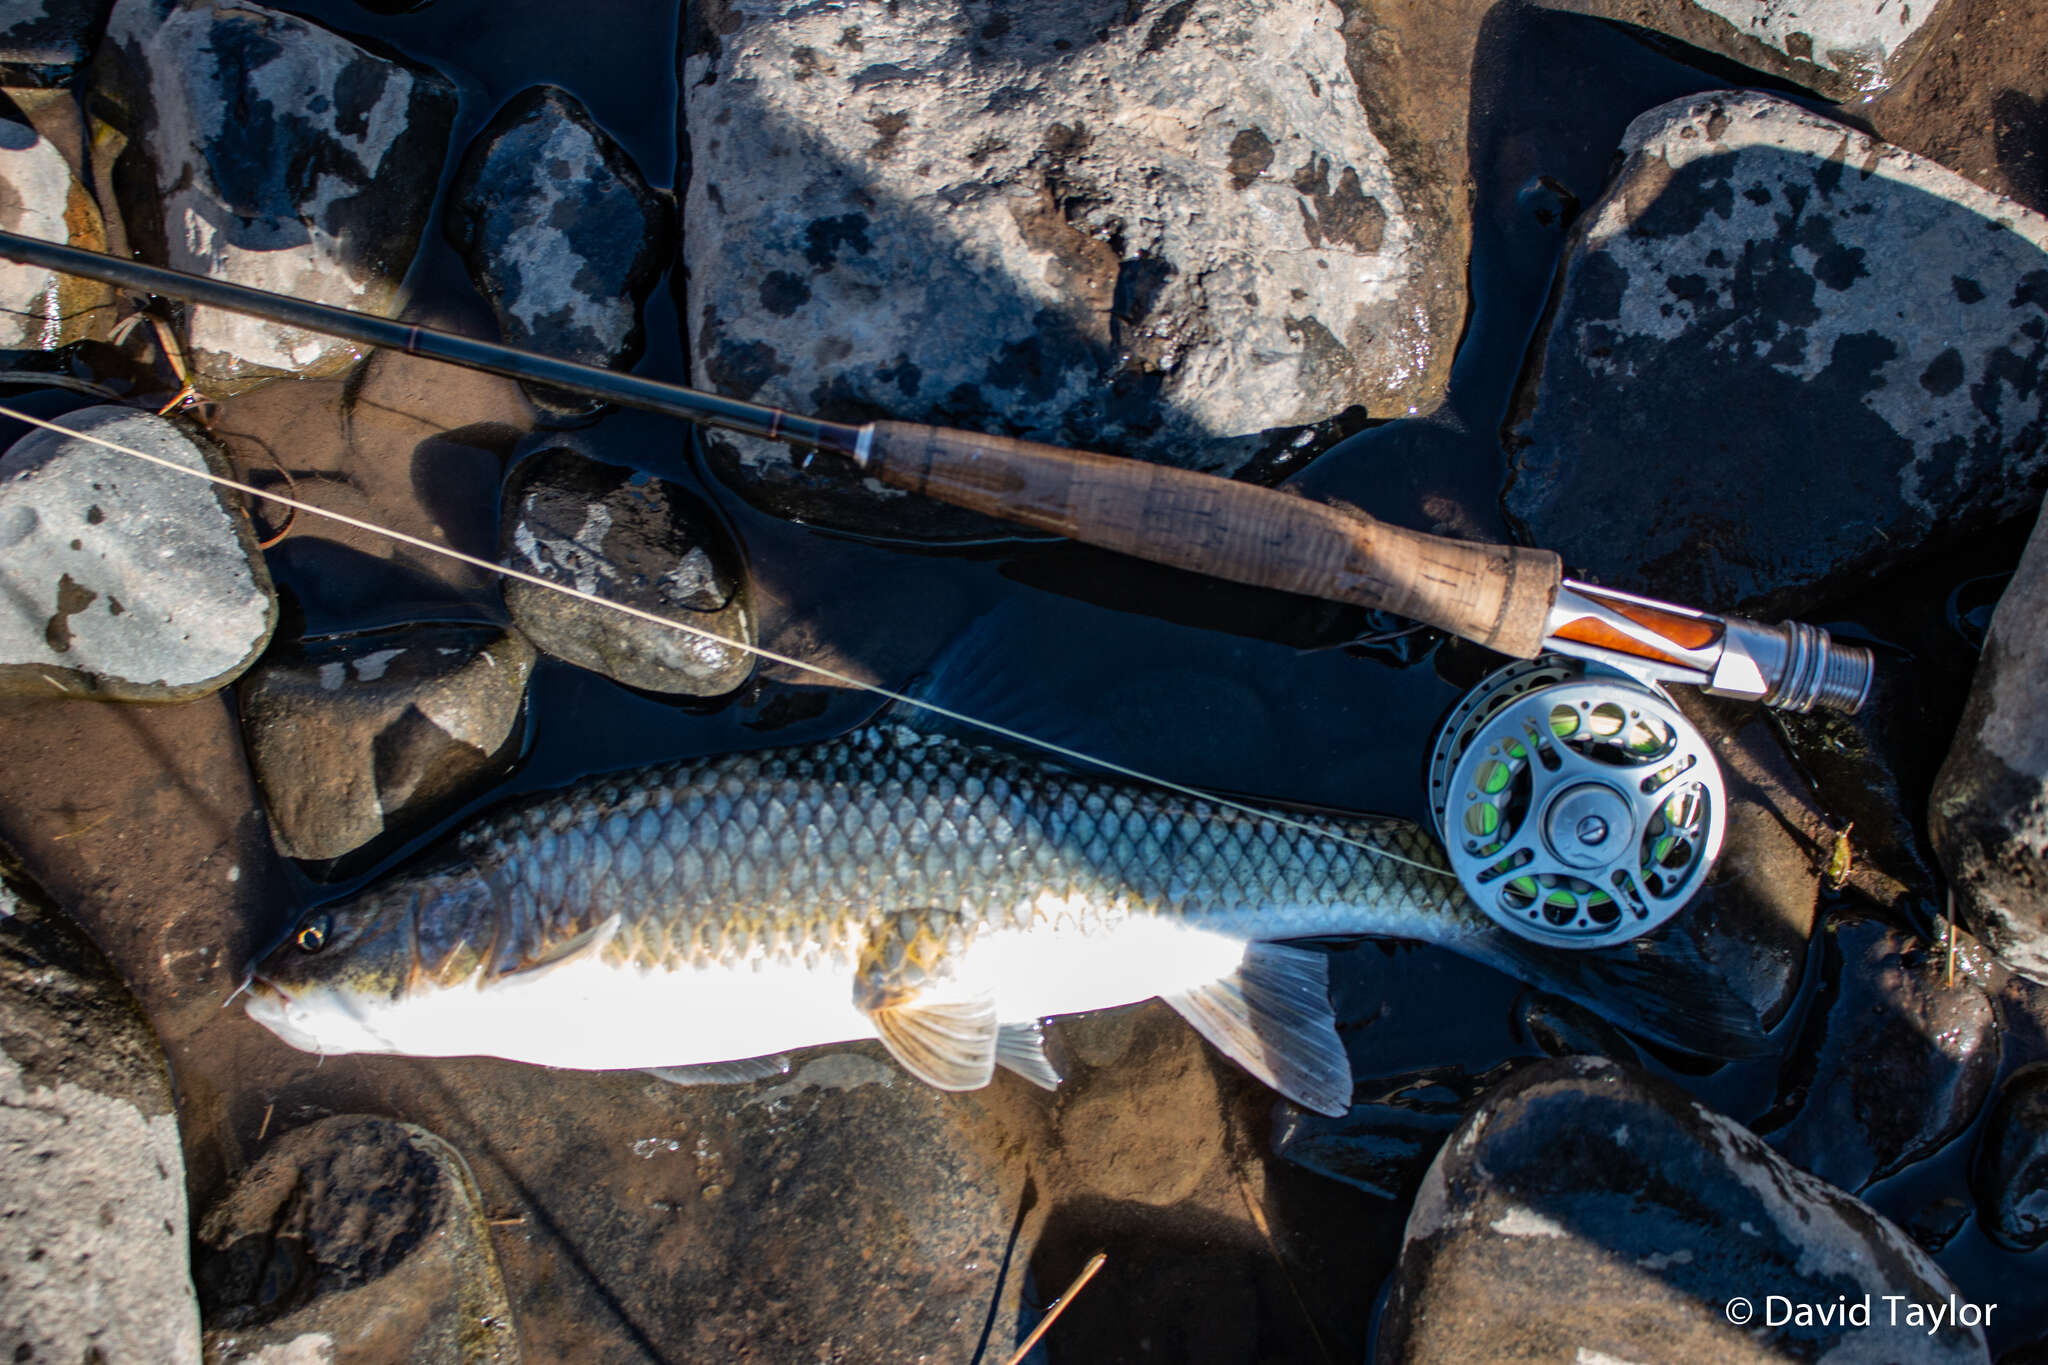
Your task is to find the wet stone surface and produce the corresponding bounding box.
[1753,913,2001,1193]
[0,98,116,349]
[195,1114,519,1364]
[1933,503,2048,986]
[498,449,753,697]
[1973,1062,2048,1252]
[447,85,671,421]
[237,623,535,867]
[0,405,276,701]
[1379,1057,1990,1364]
[1538,0,1952,99]
[1272,1060,1526,1202]
[1507,91,2048,614]
[92,0,457,392]
[678,0,1468,537]
[0,854,201,1364]
[0,0,116,86]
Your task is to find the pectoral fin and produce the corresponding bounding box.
[870,996,1001,1091]
[996,1020,1063,1091]
[1165,942,1352,1117]
[492,913,621,982]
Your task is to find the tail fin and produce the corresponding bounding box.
[1463,926,1771,1059]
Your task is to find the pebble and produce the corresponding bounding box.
[0,856,201,1364]
[1973,1062,2048,1252]
[446,85,671,421]
[0,404,276,701]
[237,623,535,865]
[1380,1057,1990,1363]
[498,449,753,697]
[1507,92,2048,614]
[94,0,457,392]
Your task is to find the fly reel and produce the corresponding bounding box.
[1428,656,1724,949]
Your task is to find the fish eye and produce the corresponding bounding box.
[295,915,331,954]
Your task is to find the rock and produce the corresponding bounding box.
[446,86,671,421]
[1973,1062,2048,1251]
[1512,989,1642,1064]
[678,0,1466,538]
[0,0,115,87]
[1932,503,2048,985]
[1505,92,2048,615]
[498,450,753,696]
[237,623,535,865]
[1273,1061,1524,1201]
[0,405,276,700]
[0,855,201,1363]
[91,0,457,393]
[1380,1057,1990,1364]
[194,1115,518,1364]
[1754,914,2000,1192]
[0,97,117,349]
[1537,0,1950,100]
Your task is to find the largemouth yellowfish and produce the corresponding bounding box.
[245,725,1761,1114]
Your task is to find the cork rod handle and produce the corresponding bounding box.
[862,421,1561,657]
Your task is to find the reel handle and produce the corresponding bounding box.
[858,420,1562,656]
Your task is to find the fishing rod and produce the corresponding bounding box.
[0,230,1875,948]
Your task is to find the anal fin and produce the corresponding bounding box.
[995,1020,1063,1091]
[643,1055,794,1087]
[871,997,1001,1091]
[1166,942,1352,1117]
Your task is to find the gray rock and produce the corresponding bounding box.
[237,623,534,864]
[1754,914,2000,1192]
[194,1114,518,1364]
[0,101,117,349]
[0,405,276,700]
[0,0,115,87]
[0,855,201,1364]
[1973,1062,2048,1251]
[1932,503,2048,985]
[447,86,671,421]
[1380,1057,1990,1364]
[1273,1061,1525,1201]
[678,0,1463,537]
[498,450,753,696]
[1539,0,1950,99]
[1506,92,2048,614]
[91,0,456,392]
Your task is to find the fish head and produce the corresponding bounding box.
[244,862,495,1057]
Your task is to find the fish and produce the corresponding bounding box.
[244,723,1764,1116]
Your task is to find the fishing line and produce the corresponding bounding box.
[0,401,1456,879]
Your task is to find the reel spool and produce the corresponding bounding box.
[1428,656,1724,949]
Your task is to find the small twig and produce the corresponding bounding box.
[1237,1173,1337,1365]
[50,811,112,842]
[1002,1252,1105,1365]
[1946,891,1959,990]
[488,1216,527,1227]
[256,1102,273,1143]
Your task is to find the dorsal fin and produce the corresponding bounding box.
[1165,942,1352,1116]
[869,997,1001,1091]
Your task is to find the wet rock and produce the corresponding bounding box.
[1669,695,1830,1032]
[1754,914,2000,1192]
[498,450,752,696]
[1380,1057,1989,1364]
[1,0,116,86]
[1274,1061,1524,1201]
[1512,989,1643,1064]
[1539,0,1950,99]
[237,623,535,864]
[0,855,201,1363]
[1932,505,2048,985]
[0,405,276,701]
[194,1115,518,1364]
[1973,1062,2048,1251]
[446,86,671,421]
[1899,1196,1973,1255]
[0,98,117,349]
[1506,92,2048,614]
[678,0,1465,537]
[92,0,457,393]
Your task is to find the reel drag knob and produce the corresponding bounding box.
[1428,657,1725,948]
